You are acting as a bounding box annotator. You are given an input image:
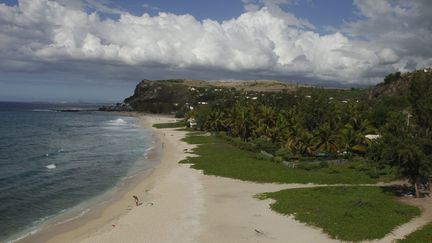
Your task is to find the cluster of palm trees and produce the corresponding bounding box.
[186,93,377,157]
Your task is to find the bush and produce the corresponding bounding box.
[231,138,257,152]
[252,137,279,154]
[367,171,380,179]
[272,156,284,163]
[298,163,320,171]
[254,153,271,161]
[329,169,341,174]
[275,148,293,160]
[319,161,329,168]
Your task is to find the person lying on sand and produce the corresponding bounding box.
[133,195,140,206]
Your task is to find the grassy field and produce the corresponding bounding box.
[260,187,420,242]
[399,223,432,242]
[180,135,395,184]
[152,120,185,129]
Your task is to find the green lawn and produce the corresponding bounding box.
[152,120,185,129]
[399,223,432,242]
[180,135,394,184]
[260,187,420,242]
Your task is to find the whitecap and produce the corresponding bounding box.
[31,109,57,112]
[108,118,127,124]
[45,164,56,170]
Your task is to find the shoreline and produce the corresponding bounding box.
[14,113,429,243]
[22,113,338,243]
[15,113,165,243]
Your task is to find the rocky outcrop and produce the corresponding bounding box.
[123,79,193,113]
[122,79,300,114]
[368,69,432,100]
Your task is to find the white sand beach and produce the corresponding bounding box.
[20,114,432,243]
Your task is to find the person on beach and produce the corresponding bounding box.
[133,195,140,206]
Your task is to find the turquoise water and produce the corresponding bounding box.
[0,102,154,242]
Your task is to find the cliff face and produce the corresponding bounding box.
[123,79,299,113]
[124,80,192,113]
[368,69,432,100]
[368,75,410,100]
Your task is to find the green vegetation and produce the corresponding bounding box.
[399,223,432,242]
[384,71,401,84]
[368,71,432,197]
[179,70,432,197]
[181,135,394,184]
[260,187,420,242]
[152,120,185,129]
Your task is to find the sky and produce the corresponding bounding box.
[0,0,431,102]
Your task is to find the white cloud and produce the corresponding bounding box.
[343,0,432,72]
[0,0,431,86]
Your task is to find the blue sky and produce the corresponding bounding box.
[0,0,357,26]
[0,0,431,102]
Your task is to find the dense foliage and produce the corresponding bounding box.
[369,71,432,197]
[180,135,394,184]
[182,70,432,196]
[186,88,375,157]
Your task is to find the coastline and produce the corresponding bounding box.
[21,114,339,243]
[15,113,164,243]
[14,113,429,243]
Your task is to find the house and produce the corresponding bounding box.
[365,134,381,140]
[187,118,197,128]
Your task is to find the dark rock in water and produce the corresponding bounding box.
[98,103,132,112]
[57,109,81,112]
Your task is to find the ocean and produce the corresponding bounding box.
[0,102,155,242]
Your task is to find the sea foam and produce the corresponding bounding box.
[45,164,56,170]
[107,118,128,125]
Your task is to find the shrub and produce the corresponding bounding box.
[272,156,284,163]
[254,153,271,161]
[319,161,329,168]
[275,148,293,160]
[252,137,279,154]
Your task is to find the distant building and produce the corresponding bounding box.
[187,118,197,128]
[365,134,381,140]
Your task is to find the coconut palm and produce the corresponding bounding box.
[312,123,340,153]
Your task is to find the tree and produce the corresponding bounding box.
[409,72,432,133]
[375,112,432,198]
[312,122,339,153]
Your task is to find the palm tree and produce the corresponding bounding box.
[205,110,226,132]
[228,104,253,141]
[312,123,340,153]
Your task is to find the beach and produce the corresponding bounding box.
[18,114,432,243]
[16,114,331,243]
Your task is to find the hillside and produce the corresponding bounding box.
[368,68,432,100]
[107,69,432,115]
[122,79,302,113]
